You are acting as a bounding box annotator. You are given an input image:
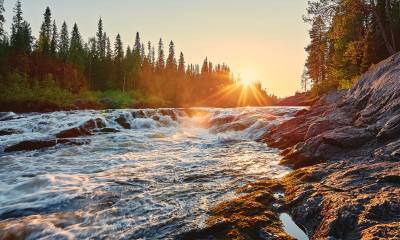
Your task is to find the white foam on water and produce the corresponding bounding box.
[0,107,304,240]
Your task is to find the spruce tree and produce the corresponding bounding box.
[133,32,142,67]
[106,36,112,60]
[134,32,141,52]
[96,18,105,59]
[114,33,124,90]
[50,20,58,56]
[166,40,177,71]
[156,38,165,72]
[178,52,185,74]
[10,0,23,49]
[59,21,69,60]
[69,23,84,66]
[114,33,124,61]
[147,41,152,63]
[0,0,5,39]
[38,7,52,54]
[141,42,145,62]
[201,57,209,75]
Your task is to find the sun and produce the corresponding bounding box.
[238,70,258,87]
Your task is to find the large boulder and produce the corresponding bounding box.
[4,138,90,152]
[55,118,105,138]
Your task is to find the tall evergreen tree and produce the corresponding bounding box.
[37,7,52,55]
[133,32,142,67]
[0,0,5,39]
[166,40,177,71]
[201,57,209,75]
[147,41,152,63]
[156,38,165,72]
[69,23,84,66]
[178,52,185,74]
[10,1,32,54]
[105,36,112,60]
[96,18,105,59]
[50,20,58,56]
[114,33,124,90]
[140,42,145,62]
[59,21,69,60]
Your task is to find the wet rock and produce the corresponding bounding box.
[4,138,90,152]
[321,127,374,149]
[55,118,105,138]
[159,109,178,121]
[0,129,22,136]
[98,128,120,133]
[115,115,131,129]
[377,114,400,141]
[4,140,58,152]
[261,53,400,239]
[131,110,146,118]
[177,180,294,240]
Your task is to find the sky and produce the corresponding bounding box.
[3,0,309,97]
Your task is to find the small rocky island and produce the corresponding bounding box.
[180,54,400,239]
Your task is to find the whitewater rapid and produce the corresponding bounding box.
[0,107,301,239]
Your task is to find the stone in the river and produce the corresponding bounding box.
[4,138,91,152]
[115,115,131,129]
[98,128,120,133]
[0,129,22,136]
[4,139,58,152]
[56,118,105,138]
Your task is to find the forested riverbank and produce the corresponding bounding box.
[0,1,277,112]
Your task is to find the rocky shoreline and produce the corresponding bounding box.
[264,53,400,239]
[178,54,400,239]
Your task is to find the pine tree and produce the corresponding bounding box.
[178,52,185,73]
[59,21,69,60]
[50,20,58,56]
[0,0,5,39]
[134,32,141,52]
[10,0,32,52]
[37,7,52,55]
[114,34,124,61]
[133,32,142,67]
[166,40,177,71]
[114,33,124,90]
[141,42,145,62]
[151,45,155,67]
[156,38,165,72]
[96,18,105,59]
[69,23,84,66]
[201,57,209,75]
[106,36,112,60]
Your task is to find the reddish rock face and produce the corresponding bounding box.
[262,53,400,239]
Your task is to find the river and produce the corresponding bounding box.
[0,107,301,239]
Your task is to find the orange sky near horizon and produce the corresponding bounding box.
[3,0,309,97]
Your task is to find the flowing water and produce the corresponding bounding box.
[0,107,301,239]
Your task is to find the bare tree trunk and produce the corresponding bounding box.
[370,0,396,55]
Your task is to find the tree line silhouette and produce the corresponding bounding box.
[303,0,400,95]
[0,1,277,110]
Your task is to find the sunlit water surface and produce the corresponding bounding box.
[0,107,301,239]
